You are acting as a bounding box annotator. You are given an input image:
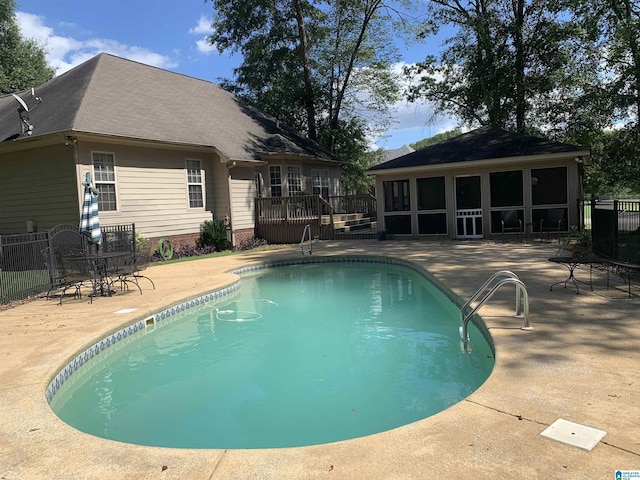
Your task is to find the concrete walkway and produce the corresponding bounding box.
[0,240,638,479]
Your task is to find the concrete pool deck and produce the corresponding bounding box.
[0,239,638,479]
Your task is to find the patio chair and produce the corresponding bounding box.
[46,228,95,304]
[114,243,155,293]
[500,210,523,243]
[131,243,155,290]
[540,208,566,243]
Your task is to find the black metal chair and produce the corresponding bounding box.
[540,208,566,243]
[46,227,94,304]
[501,210,523,243]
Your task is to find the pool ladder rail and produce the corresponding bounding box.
[301,224,312,255]
[459,270,532,351]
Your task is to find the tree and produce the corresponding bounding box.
[561,0,640,194]
[406,0,586,133]
[410,128,462,150]
[0,0,55,94]
[207,0,412,162]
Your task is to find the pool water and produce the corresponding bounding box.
[50,261,494,449]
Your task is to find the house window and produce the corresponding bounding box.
[269,166,282,197]
[92,151,117,211]
[287,166,302,196]
[490,170,523,207]
[312,169,330,197]
[531,167,567,205]
[186,159,204,208]
[383,180,410,212]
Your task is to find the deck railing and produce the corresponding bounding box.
[255,194,376,244]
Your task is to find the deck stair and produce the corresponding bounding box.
[326,213,377,233]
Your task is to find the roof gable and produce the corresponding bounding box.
[368,126,587,171]
[0,53,340,163]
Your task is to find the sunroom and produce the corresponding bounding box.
[367,127,590,240]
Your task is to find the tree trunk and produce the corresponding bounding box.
[292,0,317,140]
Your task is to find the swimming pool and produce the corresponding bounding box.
[48,257,494,449]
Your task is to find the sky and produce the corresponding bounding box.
[14,0,459,150]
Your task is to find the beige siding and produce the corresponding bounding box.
[76,141,217,240]
[210,160,230,223]
[229,166,255,231]
[0,144,78,234]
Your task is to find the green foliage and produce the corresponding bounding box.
[407,0,586,133]
[410,129,462,150]
[582,126,640,195]
[198,220,231,251]
[135,232,149,253]
[206,0,413,180]
[0,0,55,94]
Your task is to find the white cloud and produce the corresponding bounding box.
[189,15,212,35]
[189,16,217,55]
[371,62,461,149]
[195,38,217,55]
[16,11,177,75]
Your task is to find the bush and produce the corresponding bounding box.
[234,236,269,251]
[198,220,231,251]
[151,243,217,262]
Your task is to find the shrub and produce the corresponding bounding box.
[198,220,231,251]
[136,232,149,253]
[235,236,269,251]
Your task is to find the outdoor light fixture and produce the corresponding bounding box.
[531,177,539,186]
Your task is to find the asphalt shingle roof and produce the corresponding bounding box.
[0,53,341,163]
[368,126,587,171]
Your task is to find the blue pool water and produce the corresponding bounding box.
[50,260,494,449]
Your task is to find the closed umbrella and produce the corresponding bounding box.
[79,172,102,247]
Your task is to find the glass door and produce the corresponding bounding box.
[455,176,483,238]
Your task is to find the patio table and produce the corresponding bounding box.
[83,251,133,299]
[548,256,599,294]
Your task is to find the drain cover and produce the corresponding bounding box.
[540,418,606,451]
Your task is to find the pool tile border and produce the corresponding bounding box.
[45,255,494,404]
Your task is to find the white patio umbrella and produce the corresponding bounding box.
[79,172,102,246]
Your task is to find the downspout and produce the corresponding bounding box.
[65,134,82,221]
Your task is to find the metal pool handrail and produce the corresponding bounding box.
[461,270,522,318]
[460,272,532,351]
[300,224,312,255]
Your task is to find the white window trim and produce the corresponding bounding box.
[269,165,283,197]
[91,150,118,212]
[185,158,204,209]
[312,168,330,196]
[287,165,303,196]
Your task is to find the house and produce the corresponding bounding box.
[366,127,590,240]
[383,144,415,162]
[0,53,344,248]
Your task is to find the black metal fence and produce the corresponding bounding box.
[0,224,135,305]
[589,198,640,264]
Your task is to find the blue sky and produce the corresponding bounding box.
[15,0,459,149]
